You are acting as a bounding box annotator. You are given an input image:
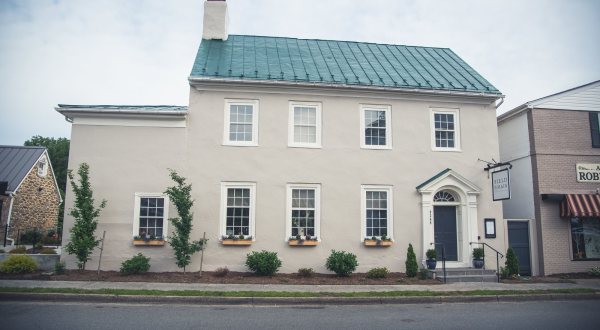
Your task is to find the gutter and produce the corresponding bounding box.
[188,76,504,101]
[55,108,188,122]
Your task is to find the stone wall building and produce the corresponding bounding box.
[0,146,62,244]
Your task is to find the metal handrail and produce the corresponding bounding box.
[431,242,447,284]
[470,242,504,282]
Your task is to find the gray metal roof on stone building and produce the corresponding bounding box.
[0,146,46,192]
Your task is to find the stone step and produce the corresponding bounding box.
[427,268,499,283]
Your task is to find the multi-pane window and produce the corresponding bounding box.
[431,109,460,150]
[291,189,315,237]
[134,194,169,240]
[361,185,393,239]
[221,182,256,238]
[224,100,258,146]
[225,188,250,236]
[289,102,321,147]
[361,105,391,148]
[286,184,320,240]
[590,112,600,148]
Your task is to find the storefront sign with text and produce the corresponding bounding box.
[576,163,600,182]
[492,168,510,201]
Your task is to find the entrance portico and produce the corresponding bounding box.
[417,168,481,268]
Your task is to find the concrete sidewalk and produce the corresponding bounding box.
[1,278,600,292]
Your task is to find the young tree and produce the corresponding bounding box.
[65,163,106,270]
[164,170,206,272]
[505,248,520,277]
[405,243,418,277]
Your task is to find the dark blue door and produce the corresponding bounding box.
[434,206,458,261]
[508,221,531,276]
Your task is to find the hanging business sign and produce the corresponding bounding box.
[492,168,510,201]
[576,163,600,182]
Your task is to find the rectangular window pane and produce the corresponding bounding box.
[293,106,317,144]
[139,197,165,239]
[290,188,316,237]
[228,104,254,142]
[365,190,388,237]
[226,188,251,236]
[571,217,600,259]
[434,112,456,148]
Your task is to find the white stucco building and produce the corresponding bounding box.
[58,0,506,273]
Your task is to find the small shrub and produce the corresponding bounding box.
[405,243,418,278]
[19,229,43,245]
[120,253,151,275]
[366,267,389,279]
[246,250,282,276]
[419,268,429,280]
[590,266,600,277]
[39,247,57,255]
[505,248,519,276]
[54,261,66,275]
[34,242,44,250]
[499,266,510,279]
[326,250,358,276]
[214,267,229,277]
[9,246,27,254]
[472,247,484,259]
[426,249,436,260]
[0,255,38,274]
[298,268,314,277]
[0,249,5,253]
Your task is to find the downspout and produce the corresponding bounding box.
[6,192,15,245]
[495,96,505,109]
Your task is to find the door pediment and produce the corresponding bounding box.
[416,168,481,195]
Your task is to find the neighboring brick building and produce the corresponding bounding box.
[498,80,600,276]
[0,146,62,244]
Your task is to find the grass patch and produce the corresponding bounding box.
[0,287,595,298]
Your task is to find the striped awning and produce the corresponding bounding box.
[560,194,600,217]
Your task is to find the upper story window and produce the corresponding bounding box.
[590,112,600,148]
[220,182,256,239]
[133,193,169,240]
[224,99,259,146]
[361,185,393,240]
[37,156,48,177]
[360,105,392,149]
[286,184,320,240]
[431,108,461,151]
[288,102,322,148]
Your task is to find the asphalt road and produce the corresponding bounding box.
[1,300,599,330]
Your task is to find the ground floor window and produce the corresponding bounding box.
[133,193,169,239]
[361,185,393,239]
[287,184,320,239]
[571,217,600,260]
[221,182,256,238]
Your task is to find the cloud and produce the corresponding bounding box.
[0,0,598,145]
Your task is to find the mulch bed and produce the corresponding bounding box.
[0,270,439,285]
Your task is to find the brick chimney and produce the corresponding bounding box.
[203,0,229,40]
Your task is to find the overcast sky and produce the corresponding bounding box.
[1,0,599,145]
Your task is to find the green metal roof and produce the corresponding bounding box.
[190,35,500,95]
[415,168,452,190]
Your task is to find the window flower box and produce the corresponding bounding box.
[221,235,253,246]
[364,238,393,247]
[288,236,319,246]
[132,239,166,246]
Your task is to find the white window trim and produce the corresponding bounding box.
[285,183,321,242]
[220,182,257,240]
[360,185,394,241]
[288,101,322,148]
[360,104,392,149]
[132,193,170,240]
[430,108,461,152]
[223,99,259,146]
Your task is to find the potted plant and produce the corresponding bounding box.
[363,235,393,247]
[221,234,253,246]
[132,234,165,246]
[288,235,318,246]
[426,249,437,270]
[472,247,484,268]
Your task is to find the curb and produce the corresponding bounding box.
[1,292,598,305]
